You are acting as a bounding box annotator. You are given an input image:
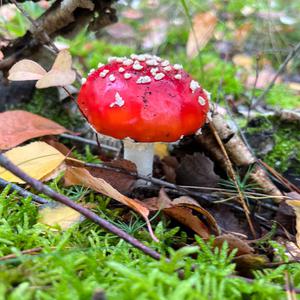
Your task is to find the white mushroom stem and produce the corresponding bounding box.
[123,139,154,177]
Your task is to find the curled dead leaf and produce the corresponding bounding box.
[64,166,157,241]
[144,189,220,239]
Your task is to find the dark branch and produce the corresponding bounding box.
[0,152,161,260]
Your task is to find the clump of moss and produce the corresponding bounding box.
[264,122,300,173]
[246,116,300,173]
[266,84,300,109]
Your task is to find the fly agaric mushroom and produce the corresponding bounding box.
[78,54,210,176]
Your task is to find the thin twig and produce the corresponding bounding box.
[0,177,49,204]
[0,152,161,260]
[255,41,300,105]
[80,160,215,202]
[60,133,119,152]
[208,122,257,238]
[0,247,43,261]
[10,0,59,53]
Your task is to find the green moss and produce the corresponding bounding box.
[264,123,300,173]
[62,32,135,73]
[266,84,300,109]
[246,116,300,173]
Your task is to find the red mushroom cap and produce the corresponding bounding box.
[78,54,210,142]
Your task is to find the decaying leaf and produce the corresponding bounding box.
[64,166,157,241]
[39,203,83,230]
[186,11,217,59]
[176,152,220,187]
[87,159,137,194]
[286,192,300,248]
[8,49,76,88]
[144,189,219,239]
[233,254,269,277]
[213,234,254,256]
[0,142,65,183]
[0,110,70,150]
[234,22,252,46]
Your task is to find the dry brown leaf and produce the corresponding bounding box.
[286,193,300,248]
[186,11,217,59]
[144,189,219,238]
[87,159,137,194]
[64,166,157,241]
[0,110,70,150]
[0,142,65,183]
[8,59,47,81]
[39,204,83,230]
[213,234,254,256]
[234,22,252,46]
[176,153,220,188]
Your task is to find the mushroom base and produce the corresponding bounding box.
[123,139,154,177]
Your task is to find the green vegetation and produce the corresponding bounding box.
[0,186,298,300]
[1,0,300,299]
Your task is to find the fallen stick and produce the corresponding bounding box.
[0,177,48,204]
[0,152,161,260]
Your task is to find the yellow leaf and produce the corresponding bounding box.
[186,11,217,59]
[232,54,253,71]
[39,204,82,230]
[0,141,65,183]
[154,143,169,159]
[287,196,300,249]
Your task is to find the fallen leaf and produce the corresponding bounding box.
[233,254,269,277]
[154,143,169,159]
[0,51,4,61]
[64,166,157,241]
[234,22,252,46]
[0,142,65,183]
[144,189,219,238]
[232,54,253,71]
[0,110,70,150]
[288,82,300,92]
[39,203,83,230]
[164,206,211,239]
[36,50,76,88]
[213,234,254,256]
[8,59,47,81]
[8,50,76,89]
[286,193,300,248]
[186,11,217,59]
[176,153,220,187]
[87,159,137,194]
